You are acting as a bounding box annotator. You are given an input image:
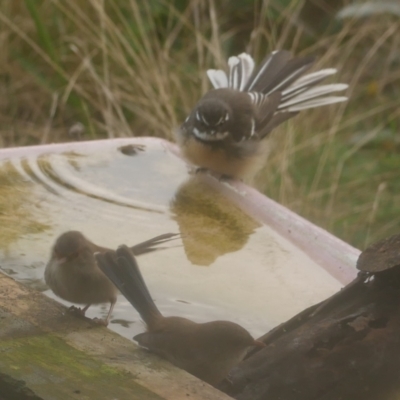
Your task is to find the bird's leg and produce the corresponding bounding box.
[104,300,116,325]
[82,303,91,314]
[92,300,116,326]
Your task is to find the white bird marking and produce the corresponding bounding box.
[250,119,256,137]
[200,113,210,126]
[193,128,229,141]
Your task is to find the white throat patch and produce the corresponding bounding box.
[193,128,229,141]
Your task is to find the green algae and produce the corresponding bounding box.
[0,161,50,250]
[0,334,163,400]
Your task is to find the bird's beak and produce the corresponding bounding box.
[254,340,266,348]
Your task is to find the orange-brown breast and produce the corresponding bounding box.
[181,136,270,181]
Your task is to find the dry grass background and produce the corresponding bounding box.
[0,0,399,249]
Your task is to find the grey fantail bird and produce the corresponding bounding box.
[176,50,348,181]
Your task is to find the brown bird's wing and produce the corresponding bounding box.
[253,92,294,139]
[257,111,298,139]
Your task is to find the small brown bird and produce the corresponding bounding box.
[96,246,265,385]
[177,50,348,181]
[45,231,178,325]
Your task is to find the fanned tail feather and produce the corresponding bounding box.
[206,50,348,138]
[207,69,228,89]
[96,246,162,326]
[243,51,347,129]
[228,53,255,90]
[281,69,338,100]
[257,57,315,95]
[279,84,349,109]
[282,96,348,112]
[207,53,254,90]
[130,232,180,256]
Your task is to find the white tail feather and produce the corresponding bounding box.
[292,68,337,86]
[207,69,228,89]
[264,64,311,95]
[228,56,240,89]
[280,84,349,108]
[284,96,348,112]
[281,69,339,99]
[236,53,255,90]
[246,50,280,91]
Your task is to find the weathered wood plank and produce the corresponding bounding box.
[0,272,232,400]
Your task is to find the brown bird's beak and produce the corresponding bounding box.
[254,340,266,348]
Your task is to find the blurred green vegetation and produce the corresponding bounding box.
[0,0,399,249]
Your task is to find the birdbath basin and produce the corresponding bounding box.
[0,137,360,340]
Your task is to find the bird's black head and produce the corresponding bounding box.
[185,95,232,142]
[180,88,257,144]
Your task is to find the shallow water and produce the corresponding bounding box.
[0,140,343,340]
